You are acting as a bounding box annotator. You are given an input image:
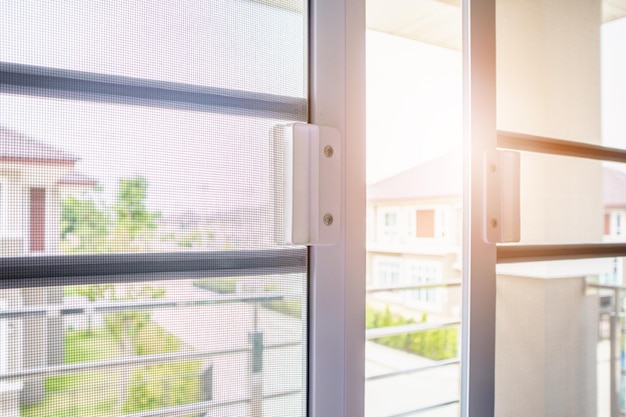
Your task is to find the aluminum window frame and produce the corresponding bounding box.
[462,2,626,416]
[307,0,365,415]
[0,0,365,415]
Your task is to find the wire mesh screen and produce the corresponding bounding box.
[0,1,308,416]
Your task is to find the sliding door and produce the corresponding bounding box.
[0,2,317,416]
[463,1,626,416]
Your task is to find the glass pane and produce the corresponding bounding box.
[0,0,306,97]
[505,152,626,246]
[496,1,626,150]
[366,0,462,415]
[0,273,306,416]
[495,2,626,416]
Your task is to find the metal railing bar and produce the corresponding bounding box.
[588,283,626,291]
[0,62,308,120]
[497,243,626,263]
[0,293,289,319]
[366,358,460,381]
[0,248,307,288]
[385,399,459,417]
[497,131,626,163]
[366,281,462,293]
[119,389,302,417]
[0,349,245,380]
[366,320,460,340]
[0,341,300,380]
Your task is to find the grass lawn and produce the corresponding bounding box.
[22,328,121,417]
[21,325,201,417]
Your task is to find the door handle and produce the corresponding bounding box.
[275,123,341,246]
[483,149,520,243]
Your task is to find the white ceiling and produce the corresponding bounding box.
[367,0,626,51]
[367,0,462,50]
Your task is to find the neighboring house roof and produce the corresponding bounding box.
[58,171,98,187]
[368,155,626,209]
[367,152,462,201]
[604,167,626,208]
[0,125,78,165]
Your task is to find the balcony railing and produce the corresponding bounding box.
[366,280,461,416]
[588,282,626,417]
[0,292,303,417]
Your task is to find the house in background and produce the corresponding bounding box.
[366,152,462,319]
[367,152,626,319]
[602,166,626,285]
[0,126,96,414]
[0,126,96,256]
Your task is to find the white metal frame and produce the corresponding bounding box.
[461,0,497,416]
[461,1,626,415]
[308,0,366,415]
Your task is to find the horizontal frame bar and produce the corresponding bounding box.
[497,243,626,263]
[366,320,460,340]
[366,358,460,382]
[387,400,460,417]
[588,282,626,291]
[497,131,626,163]
[0,62,308,120]
[0,249,307,288]
[366,281,462,293]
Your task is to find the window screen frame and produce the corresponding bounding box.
[0,0,365,416]
[462,1,626,416]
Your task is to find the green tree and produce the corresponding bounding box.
[61,176,162,253]
[61,195,110,253]
[113,176,161,241]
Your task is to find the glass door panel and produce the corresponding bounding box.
[365,1,463,415]
[493,1,626,416]
[0,1,309,416]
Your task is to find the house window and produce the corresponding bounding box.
[376,259,401,287]
[415,209,435,238]
[407,260,443,305]
[373,257,403,303]
[385,212,397,228]
[605,211,626,238]
[379,209,401,242]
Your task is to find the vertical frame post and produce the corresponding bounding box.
[461,0,497,416]
[308,0,366,415]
